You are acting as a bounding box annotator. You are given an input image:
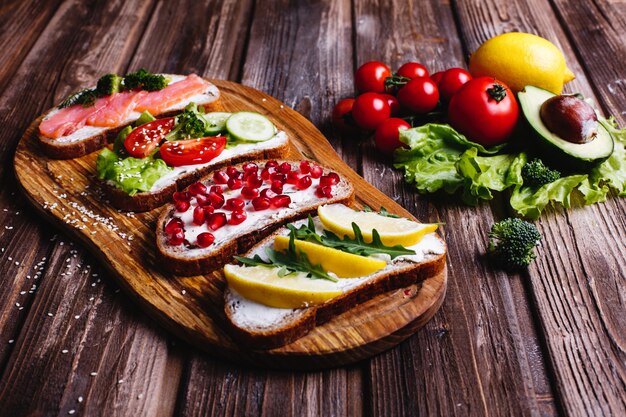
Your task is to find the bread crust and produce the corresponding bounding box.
[156,160,355,275]
[37,76,222,159]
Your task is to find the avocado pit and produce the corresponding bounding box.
[539,95,597,144]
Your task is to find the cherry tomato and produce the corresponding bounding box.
[430,71,444,86]
[374,118,411,155]
[355,61,392,93]
[447,77,519,146]
[124,117,175,158]
[381,94,400,116]
[396,78,439,114]
[439,68,472,101]
[332,98,358,135]
[160,136,227,166]
[397,62,429,79]
[351,92,391,130]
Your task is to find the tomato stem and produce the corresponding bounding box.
[384,74,411,91]
[487,83,507,102]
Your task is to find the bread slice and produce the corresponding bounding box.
[100,132,290,212]
[223,217,447,349]
[38,74,221,159]
[156,160,355,275]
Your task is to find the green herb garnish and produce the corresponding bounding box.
[362,205,400,218]
[58,88,98,108]
[234,232,337,282]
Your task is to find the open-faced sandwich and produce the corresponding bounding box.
[38,70,222,159]
[97,105,289,212]
[156,160,355,275]
[222,204,446,348]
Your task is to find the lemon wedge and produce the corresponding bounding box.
[318,204,438,246]
[274,236,386,278]
[224,264,341,309]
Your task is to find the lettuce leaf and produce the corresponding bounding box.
[96,148,172,196]
[510,175,587,219]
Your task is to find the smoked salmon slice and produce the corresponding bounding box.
[39,96,111,138]
[87,90,148,127]
[135,74,210,115]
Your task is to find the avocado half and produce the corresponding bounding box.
[518,86,614,170]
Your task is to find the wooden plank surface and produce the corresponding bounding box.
[0,0,625,416]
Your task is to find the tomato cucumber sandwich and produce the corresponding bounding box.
[38,70,222,159]
[97,106,290,212]
[156,160,355,275]
[222,204,446,348]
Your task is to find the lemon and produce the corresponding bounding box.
[274,236,386,278]
[224,264,341,309]
[317,204,439,247]
[469,32,575,94]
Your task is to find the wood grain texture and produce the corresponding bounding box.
[14,80,447,370]
[354,1,558,415]
[452,0,626,415]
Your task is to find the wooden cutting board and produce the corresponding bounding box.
[13,80,447,370]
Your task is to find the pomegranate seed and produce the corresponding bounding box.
[195,193,209,206]
[270,173,286,182]
[209,185,223,194]
[208,192,225,209]
[168,228,185,245]
[213,170,228,184]
[225,197,245,211]
[286,171,303,184]
[278,162,292,173]
[173,191,191,202]
[164,218,183,235]
[241,186,259,199]
[226,166,240,178]
[265,160,278,169]
[193,206,206,225]
[207,212,227,231]
[242,162,258,174]
[203,205,215,215]
[197,232,215,248]
[189,182,207,196]
[271,180,283,194]
[260,168,272,181]
[310,165,323,179]
[227,178,243,190]
[260,188,278,199]
[299,160,311,174]
[175,200,190,212]
[245,174,263,188]
[252,197,271,211]
[327,172,340,183]
[316,185,333,198]
[320,173,340,187]
[228,209,247,225]
[271,194,291,208]
[297,175,312,190]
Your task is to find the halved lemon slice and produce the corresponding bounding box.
[224,264,341,309]
[318,204,438,246]
[274,236,386,278]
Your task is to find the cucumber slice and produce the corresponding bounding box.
[203,112,231,135]
[226,112,276,142]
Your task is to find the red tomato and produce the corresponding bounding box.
[160,136,227,166]
[439,68,472,101]
[351,92,391,130]
[381,94,400,116]
[396,62,429,79]
[332,98,358,134]
[374,118,411,155]
[447,77,519,146]
[396,78,439,114]
[355,61,391,93]
[430,71,444,86]
[124,117,175,158]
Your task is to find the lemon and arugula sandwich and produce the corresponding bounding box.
[222,203,446,348]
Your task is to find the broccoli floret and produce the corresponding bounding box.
[124,68,167,91]
[488,218,542,270]
[96,73,123,96]
[165,103,207,140]
[522,159,561,187]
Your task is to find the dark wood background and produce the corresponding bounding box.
[0,0,624,416]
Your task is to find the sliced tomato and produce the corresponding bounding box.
[124,117,175,158]
[160,136,227,167]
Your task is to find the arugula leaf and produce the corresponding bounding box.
[287,217,416,259]
[234,232,337,282]
[361,206,400,218]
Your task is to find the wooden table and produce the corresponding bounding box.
[0,1,624,416]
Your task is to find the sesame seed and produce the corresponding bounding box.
[90,372,97,376]
[62,349,68,354]
[74,315,80,319]
[47,313,53,317]
[78,397,83,403]
[68,410,75,415]
[8,339,14,344]
[117,379,124,384]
